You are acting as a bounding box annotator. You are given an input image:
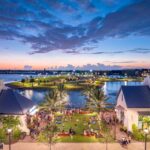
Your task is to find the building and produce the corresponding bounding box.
[0,88,36,134]
[116,76,150,131]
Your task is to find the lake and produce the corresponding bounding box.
[0,74,142,108]
[16,81,142,108]
[0,74,37,83]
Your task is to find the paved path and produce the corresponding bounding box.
[2,142,150,150]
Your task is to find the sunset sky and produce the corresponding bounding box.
[0,0,150,70]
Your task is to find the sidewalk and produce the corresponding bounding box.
[3,142,150,150]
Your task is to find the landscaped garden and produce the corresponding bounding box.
[0,116,24,143]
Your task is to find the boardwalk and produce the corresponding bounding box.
[3,142,150,150]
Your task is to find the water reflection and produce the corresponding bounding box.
[16,81,142,108]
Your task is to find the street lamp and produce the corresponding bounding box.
[114,108,117,140]
[7,128,12,150]
[144,128,149,150]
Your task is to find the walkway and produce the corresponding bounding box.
[2,142,150,150]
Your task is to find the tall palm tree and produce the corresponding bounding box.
[84,86,107,112]
[84,86,109,136]
[39,89,60,113]
[39,85,67,114]
[56,83,67,112]
[57,83,66,99]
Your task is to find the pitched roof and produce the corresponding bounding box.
[121,85,150,108]
[0,88,35,115]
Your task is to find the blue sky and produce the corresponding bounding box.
[0,0,150,70]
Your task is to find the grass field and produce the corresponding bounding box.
[52,113,114,142]
[7,75,143,90]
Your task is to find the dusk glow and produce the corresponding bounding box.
[0,0,150,70]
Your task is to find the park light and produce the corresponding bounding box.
[144,128,149,150]
[114,108,117,140]
[7,128,12,150]
[144,128,149,134]
[7,128,12,134]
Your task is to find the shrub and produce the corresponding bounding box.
[12,128,22,141]
[132,124,145,141]
[120,126,127,132]
[0,128,22,143]
[0,128,7,143]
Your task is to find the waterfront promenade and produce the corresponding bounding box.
[3,142,150,150]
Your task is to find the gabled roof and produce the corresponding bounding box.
[0,88,35,115]
[121,85,150,108]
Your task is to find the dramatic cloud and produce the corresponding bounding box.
[63,48,150,55]
[0,0,149,54]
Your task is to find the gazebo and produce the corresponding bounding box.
[0,88,36,134]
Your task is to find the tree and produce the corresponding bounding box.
[39,89,60,114]
[57,83,65,98]
[30,78,35,87]
[2,116,20,129]
[21,79,25,86]
[84,86,107,112]
[45,123,58,150]
[57,83,67,112]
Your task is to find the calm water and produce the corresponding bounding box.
[17,81,142,108]
[0,74,37,83]
[0,74,142,108]
[17,89,86,108]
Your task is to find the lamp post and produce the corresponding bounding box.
[144,129,149,150]
[7,128,12,150]
[114,109,117,140]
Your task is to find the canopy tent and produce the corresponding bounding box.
[0,88,35,115]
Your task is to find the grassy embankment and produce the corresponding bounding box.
[7,76,143,90]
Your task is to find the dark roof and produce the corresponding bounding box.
[121,85,150,108]
[0,88,35,115]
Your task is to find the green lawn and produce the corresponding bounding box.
[7,75,143,90]
[52,113,114,142]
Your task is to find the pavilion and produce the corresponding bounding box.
[0,87,36,134]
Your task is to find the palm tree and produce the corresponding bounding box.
[84,86,109,137]
[57,83,66,99]
[84,86,107,112]
[83,84,94,98]
[87,87,107,112]
[57,83,67,112]
[39,86,67,114]
[39,89,60,114]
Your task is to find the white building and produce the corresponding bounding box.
[116,76,150,131]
